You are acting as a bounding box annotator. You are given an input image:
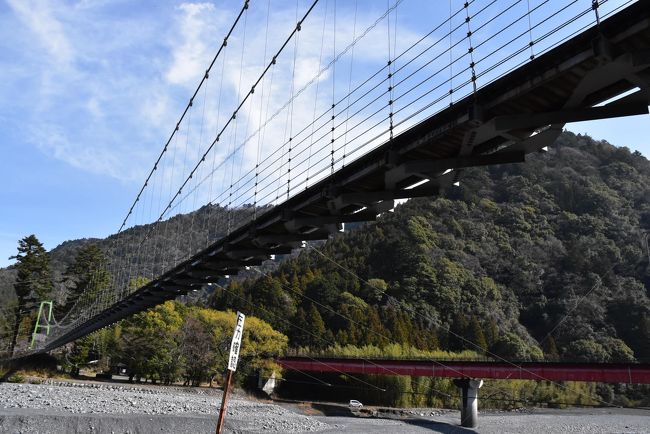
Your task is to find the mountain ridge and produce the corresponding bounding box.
[2,131,649,363]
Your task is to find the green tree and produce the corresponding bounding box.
[467,316,488,354]
[120,301,183,383]
[109,302,288,388]
[601,337,635,362]
[129,276,150,291]
[250,275,296,334]
[60,244,111,315]
[383,307,410,345]
[365,305,389,347]
[63,335,92,376]
[448,315,469,351]
[563,339,609,362]
[305,303,328,349]
[190,307,288,386]
[9,235,53,355]
[364,278,388,303]
[491,332,543,361]
[638,316,650,361]
[543,335,560,361]
[292,307,310,347]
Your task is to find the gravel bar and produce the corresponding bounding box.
[0,382,328,433]
[1,382,649,433]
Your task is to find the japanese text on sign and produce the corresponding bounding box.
[227,312,245,371]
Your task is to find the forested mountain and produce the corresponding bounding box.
[212,131,650,363]
[2,131,649,363]
[0,205,251,305]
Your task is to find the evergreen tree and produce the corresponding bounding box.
[306,303,327,349]
[365,306,388,347]
[467,316,488,354]
[427,328,440,350]
[64,335,92,376]
[383,307,410,345]
[9,235,53,355]
[290,272,302,296]
[485,318,500,347]
[544,335,560,361]
[636,316,650,361]
[448,315,469,351]
[292,307,309,347]
[60,244,110,315]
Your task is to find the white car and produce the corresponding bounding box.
[349,400,363,409]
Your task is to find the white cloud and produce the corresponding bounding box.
[144,0,426,218]
[1,0,174,183]
[86,97,103,119]
[165,2,221,87]
[1,0,428,226]
[140,89,174,130]
[6,0,74,67]
[32,124,137,181]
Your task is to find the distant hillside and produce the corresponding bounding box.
[0,205,254,306]
[2,131,649,363]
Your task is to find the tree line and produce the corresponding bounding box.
[2,131,649,407]
[1,236,109,356]
[65,301,287,388]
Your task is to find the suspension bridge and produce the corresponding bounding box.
[2,0,650,427]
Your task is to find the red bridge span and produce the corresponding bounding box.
[277,357,650,384]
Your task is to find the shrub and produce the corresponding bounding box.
[7,374,25,383]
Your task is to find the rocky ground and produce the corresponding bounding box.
[0,381,649,433]
[0,381,327,433]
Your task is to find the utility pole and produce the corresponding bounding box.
[216,311,245,434]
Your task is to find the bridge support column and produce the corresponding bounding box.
[453,378,483,428]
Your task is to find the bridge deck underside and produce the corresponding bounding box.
[43,3,650,352]
[278,357,650,384]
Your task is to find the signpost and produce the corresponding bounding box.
[216,311,245,434]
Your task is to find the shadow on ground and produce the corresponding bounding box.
[401,417,476,433]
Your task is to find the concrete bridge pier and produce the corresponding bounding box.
[453,378,483,428]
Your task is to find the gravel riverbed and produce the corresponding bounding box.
[0,381,327,433]
[0,381,649,433]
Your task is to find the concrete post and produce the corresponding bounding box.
[453,378,483,428]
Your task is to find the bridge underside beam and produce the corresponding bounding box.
[493,99,649,131]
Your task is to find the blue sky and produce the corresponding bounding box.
[0,0,647,268]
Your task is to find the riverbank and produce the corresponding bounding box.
[0,381,648,433]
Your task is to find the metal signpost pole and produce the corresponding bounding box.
[216,311,245,434]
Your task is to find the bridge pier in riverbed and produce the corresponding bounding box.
[453,378,483,428]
